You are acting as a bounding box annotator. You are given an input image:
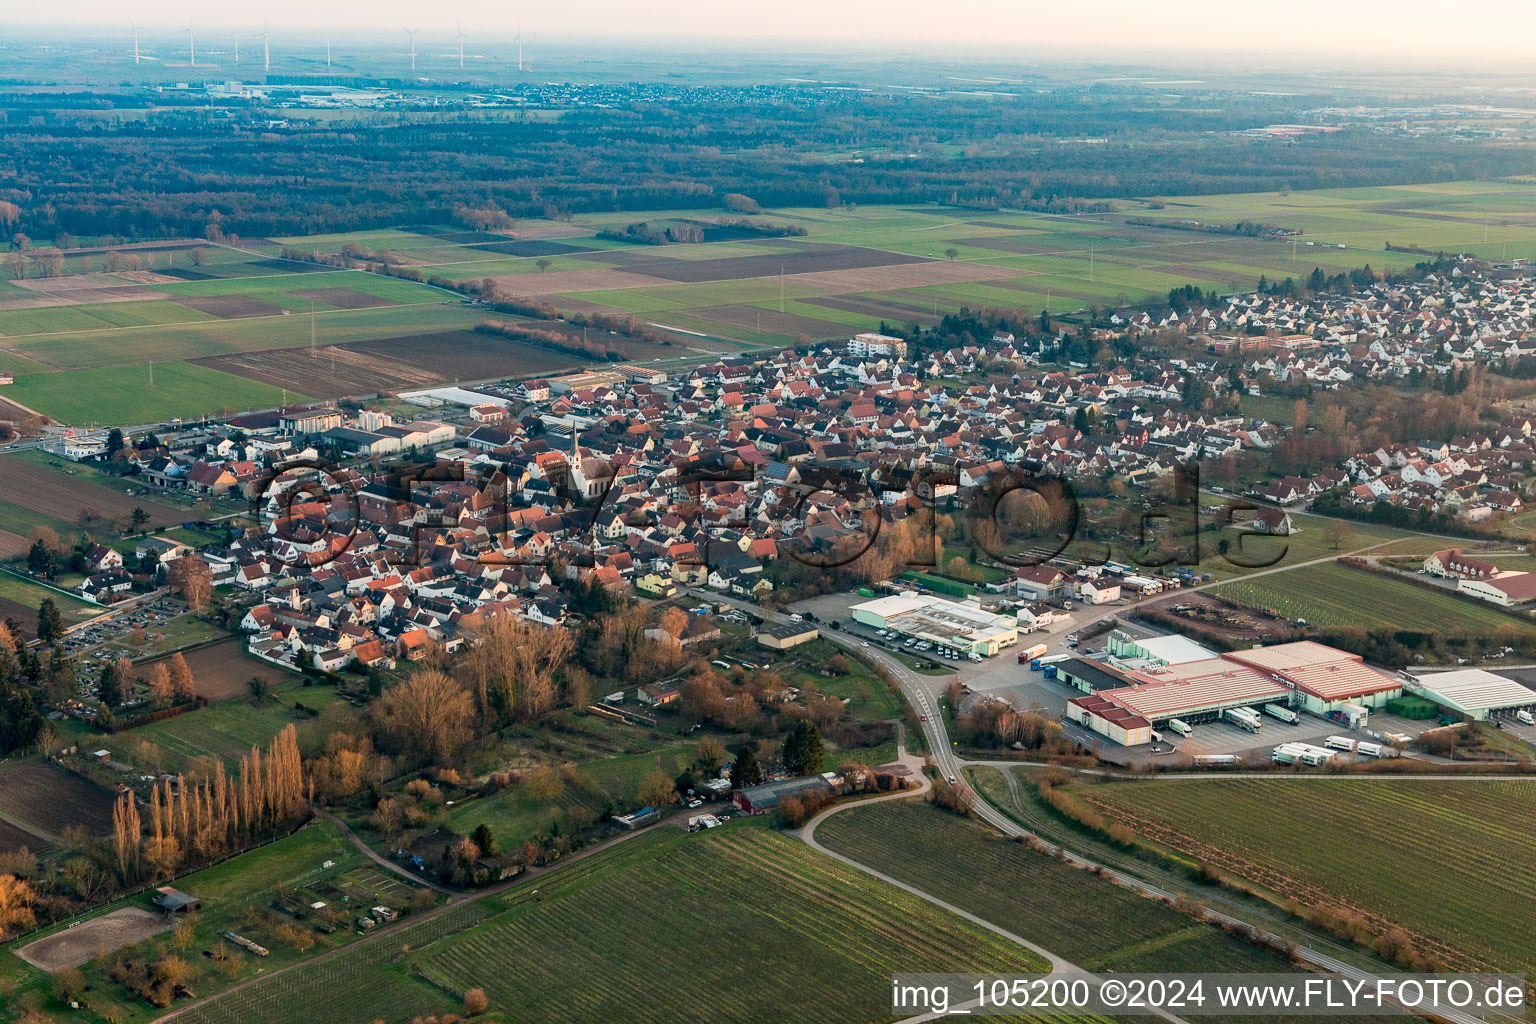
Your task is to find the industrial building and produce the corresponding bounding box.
[1106,631,1216,669]
[1221,641,1402,715]
[757,622,820,650]
[1405,668,1536,721]
[850,592,1017,656]
[1056,637,1402,746]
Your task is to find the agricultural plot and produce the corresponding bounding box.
[0,571,104,635]
[1213,561,1536,633]
[1078,777,1536,974]
[7,361,296,424]
[0,454,185,527]
[137,638,277,702]
[123,683,353,769]
[416,825,1061,1024]
[0,759,118,840]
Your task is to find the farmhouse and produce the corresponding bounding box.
[1405,668,1536,721]
[1456,571,1536,607]
[851,592,1017,657]
[1423,548,1499,579]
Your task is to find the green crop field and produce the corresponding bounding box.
[1077,777,1536,974]
[170,824,1081,1024]
[6,361,299,424]
[416,824,1056,1024]
[124,683,354,768]
[1213,561,1536,632]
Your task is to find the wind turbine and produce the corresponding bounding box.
[402,26,419,71]
[128,20,141,65]
[455,24,465,69]
[183,19,196,66]
[515,24,522,72]
[233,31,239,63]
[261,22,270,73]
[325,38,331,67]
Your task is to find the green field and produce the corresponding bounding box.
[7,361,301,424]
[170,823,1077,1024]
[1213,561,1536,632]
[1078,777,1536,974]
[0,569,104,621]
[123,682,353,768]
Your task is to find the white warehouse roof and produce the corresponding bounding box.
[1407,669,1536,713]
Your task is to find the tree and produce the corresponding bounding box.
[694,737,725,776]
[459,614,575,724]
[471,823,498,857]
[372,669,475,764]
[944,247,959,261]
[635,768,676,810]
[246,674,270,702]
[0,873,37,939]
[730,743,762,788]
[26,539,55,578]
[106,429,125,458]
[36,598,64,646]
[98,660,122,709]
[535,257,552,273]
[129,506,150,532]
[657,606,688,640]
[1323,518,1352,551]
[167,555,213,614]
[166,652,196,701]
[782,719,824,775]
[463,989,490,1016]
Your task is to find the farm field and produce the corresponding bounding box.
[0,454,187,528]
[135,638,275,701]
[0,570,104,634]
[6,360,297,424]
[1076,777,1536,974]
[0,759,118,843]
[1212,560,1536,633]
[414,824,1058,1024]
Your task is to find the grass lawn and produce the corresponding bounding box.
[0,569,104,620]
[123,682,353,769]
[1213,560,1536,633]
[8,361,301,423]
[1077,777,1536,974]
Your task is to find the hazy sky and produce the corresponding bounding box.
[5,0,1536,62]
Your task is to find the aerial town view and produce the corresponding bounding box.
[2,3,1536,1023]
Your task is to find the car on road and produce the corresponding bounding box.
[860,641,870,647]
[920,714,928,721]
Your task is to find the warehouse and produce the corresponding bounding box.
[1405,668,1536,721]
[1110,658,1292,724]
[1106,631,1216,670]
[1066,694,1152,746]
[1221,641,1402,715]
[757,622,820,651]
[1057,657,1137,694]
[850,592,1017,656]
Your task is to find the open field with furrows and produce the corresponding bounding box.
[415,825,1061,1024]
[0,454,185,527]
[0,759,118,841]
[137,638,278,702]
[1212,560,1536,632]
[7,360,298,424]
[1076,777,1536,975]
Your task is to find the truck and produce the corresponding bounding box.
[1263,704,1299,725]
[1338,701,1369,728]
[1168,718,1193,737]
[1223,706,1262,733]
[1019,643,1049,665]
[1518,710,1535,727]
[1354,741,1387,758]
[1193,754,1239,766]
[1324,735,1356,752]
[1042,665,1059,680]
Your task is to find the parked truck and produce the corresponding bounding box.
[1518,709,1535,727]
[1324,734,1357,752]
[1168,718,1193,737]
[1019,643,1049,665]
[1263,704,1299,725]
[1224,706,1262,733]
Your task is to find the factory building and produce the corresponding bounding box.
[850,592,1018,657]
[1404,668,1536,721]
[1066,694,1152,746]
[1105,631,1216,670]
[1221,641,1402,715]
